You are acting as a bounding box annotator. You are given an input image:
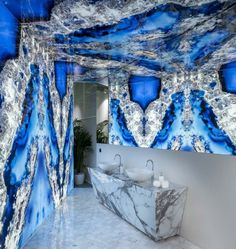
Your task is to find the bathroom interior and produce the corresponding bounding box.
[0,1,236,249]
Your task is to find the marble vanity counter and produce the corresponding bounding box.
[89,167,187,241]
[108,170,184,193]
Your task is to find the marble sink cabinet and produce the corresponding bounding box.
[88,167,187,241]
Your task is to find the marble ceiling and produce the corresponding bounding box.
[30,0,236,76]
[0,0,235,78]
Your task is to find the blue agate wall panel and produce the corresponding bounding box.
[0,27,74,249]
[99,2,236,156]
[52,0,236,156]
[109,68,236,155]
[0,2,75,249]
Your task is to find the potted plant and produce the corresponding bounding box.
[74,119,92,185]
[97,120,109,144]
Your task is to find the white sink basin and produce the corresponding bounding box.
[125,168,153,182]
[98,162,119,172]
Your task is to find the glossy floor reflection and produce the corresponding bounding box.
[23,186,201,249]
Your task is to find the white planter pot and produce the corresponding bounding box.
[75,173,85,186]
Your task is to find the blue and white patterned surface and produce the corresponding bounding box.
[0,45,74,248]
[109,70,236,154]
[50,0,236,154]
[0,1,236,248]
[0,3,74,248]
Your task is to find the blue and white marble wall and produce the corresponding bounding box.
[45,0,236,156]
[109,68,236,155]
[0,26,74,249]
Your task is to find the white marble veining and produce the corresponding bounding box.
[89,168,187,241]
[23,187,201,249]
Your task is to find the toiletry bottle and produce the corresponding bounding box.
[159,171,165,183]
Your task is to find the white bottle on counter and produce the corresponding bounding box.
[162,180,170,189]
[159,172,165,183]
[153,180,161,188]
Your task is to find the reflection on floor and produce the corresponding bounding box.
[23,186,201,249]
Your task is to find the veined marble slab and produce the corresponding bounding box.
[89,167,187,241]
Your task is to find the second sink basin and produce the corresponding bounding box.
[125,168,153,182]
[98,162,119,172]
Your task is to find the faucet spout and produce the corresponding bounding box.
[114,154,121,165]
[146,159,154,171]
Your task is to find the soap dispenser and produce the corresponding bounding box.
[159,171,165,183]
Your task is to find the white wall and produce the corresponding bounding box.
[96,143,236,249]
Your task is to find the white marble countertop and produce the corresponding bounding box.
[93,167,187,194]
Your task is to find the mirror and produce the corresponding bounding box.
[96,82,109,144]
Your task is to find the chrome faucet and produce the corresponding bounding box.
[114,154,121,166]
[114,154,122,172]
[146,159,154,171]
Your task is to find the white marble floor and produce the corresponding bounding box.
[23,186,201,249]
